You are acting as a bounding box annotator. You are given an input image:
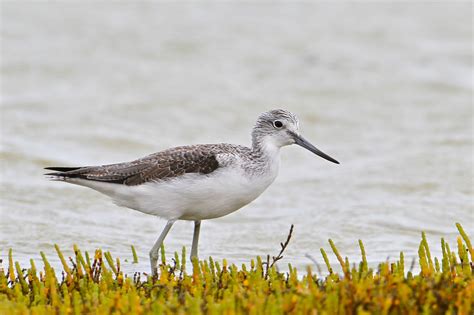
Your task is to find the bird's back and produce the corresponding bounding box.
[45,143,251,186]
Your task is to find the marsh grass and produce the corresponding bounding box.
[0,223,472,314]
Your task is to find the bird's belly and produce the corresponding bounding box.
[110,168,276,220]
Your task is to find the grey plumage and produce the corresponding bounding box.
[45,110,308,186]
[45,143,276,186]
[251,109,299,149]
[45,144,240,185]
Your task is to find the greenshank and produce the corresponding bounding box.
[45,109,339,276]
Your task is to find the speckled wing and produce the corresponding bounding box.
[45,145,221,186]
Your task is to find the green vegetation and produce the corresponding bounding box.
[0,223,472,314]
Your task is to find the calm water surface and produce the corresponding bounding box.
[1,3,472,274]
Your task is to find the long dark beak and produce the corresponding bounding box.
[293,133,339,164]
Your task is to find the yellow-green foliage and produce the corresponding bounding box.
[0,223,472,314]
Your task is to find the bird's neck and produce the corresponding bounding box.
[251,137,281,163]
[246,137,281,181]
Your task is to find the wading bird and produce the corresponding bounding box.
[46,109,339,276]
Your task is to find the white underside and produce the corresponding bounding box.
[66,163,279,221]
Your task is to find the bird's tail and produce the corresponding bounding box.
[44,166,84,180]
[45,167,82,172]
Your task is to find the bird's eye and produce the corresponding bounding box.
[273,120,283,128]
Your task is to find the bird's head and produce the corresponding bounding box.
[252,109,339,164]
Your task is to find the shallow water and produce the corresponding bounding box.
[1,3,473,274]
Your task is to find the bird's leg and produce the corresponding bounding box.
[190,220,201,261]
[149,219,175,277]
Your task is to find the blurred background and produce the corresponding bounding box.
[1,2,472,273]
